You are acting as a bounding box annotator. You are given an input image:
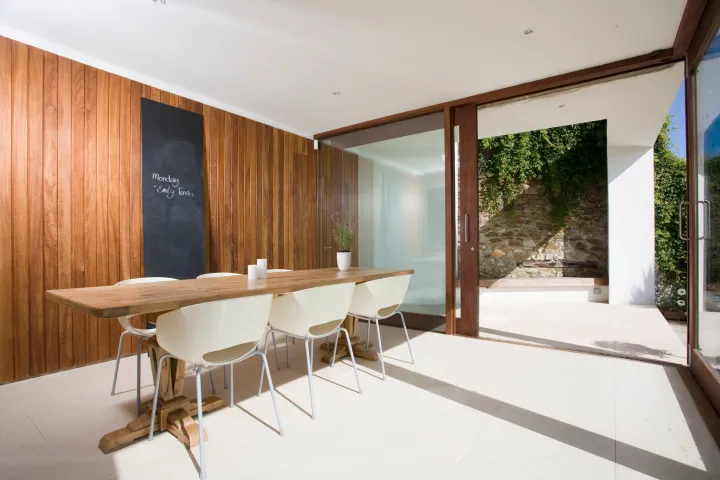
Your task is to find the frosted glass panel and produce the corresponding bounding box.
[320,114,446,328]
[356,156,445,316]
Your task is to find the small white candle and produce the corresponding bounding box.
[256,259,267,279]
[247,265,258,281]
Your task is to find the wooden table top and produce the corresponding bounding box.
[46,267,414,319]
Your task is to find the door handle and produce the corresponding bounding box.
[700,200,711,240]
[464,214,469,243]
[679,201,688,241]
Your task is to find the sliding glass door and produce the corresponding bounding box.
[695,28,720,377]
[318,113,448,331]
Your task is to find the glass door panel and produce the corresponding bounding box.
[697,29,720,376]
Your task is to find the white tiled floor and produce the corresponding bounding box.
[0,325,718,480]
[478,301,688,364]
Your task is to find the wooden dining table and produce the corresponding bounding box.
[45,267,413,453]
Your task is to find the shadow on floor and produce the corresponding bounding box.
[479,326,685,365]
[382,361,720,480]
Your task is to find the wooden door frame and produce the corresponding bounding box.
[455,105,479,337]
[444,107,456,334]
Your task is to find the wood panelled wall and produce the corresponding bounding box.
[0,35,317,383]
[318,144,357,268]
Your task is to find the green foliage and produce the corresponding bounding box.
[654,116,687,311]
[478,120,607,222]
[332,213,355,252]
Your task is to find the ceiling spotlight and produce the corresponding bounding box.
[524,28,534,35]
[332,92,341,96]
[152,0,166,4]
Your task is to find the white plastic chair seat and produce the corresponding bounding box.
[116,277,177,336]
[348,274,412,319]
[267,283,354,338]
[197,272,244,279]
[156,294,274,367]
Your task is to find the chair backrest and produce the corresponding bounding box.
[267,269,292,273]
[115,277,177,334]
[197,272,243,279]
[156,295,273,366]
[269,282,355,337]
[348,274,412,319]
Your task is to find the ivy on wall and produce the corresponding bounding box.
[478,120,607,223]
[654,117,687,311]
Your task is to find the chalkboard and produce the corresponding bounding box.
[141,98,206,279]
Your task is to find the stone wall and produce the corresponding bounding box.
[478,181,608,279]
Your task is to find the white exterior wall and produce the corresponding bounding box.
[607,146,655,305]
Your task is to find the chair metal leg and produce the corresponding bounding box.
[136,336,144,416]
[110,331,129,395]
[209,368,216,395]
[366,318,372,348]
[310,338,314,365]
[223,365,227,389]
[149,354,171,441]
[259,352,285,436]
[374,317,386,380]
[271,330,280,370]
[398,311,415,364]
[195,368,207,479]
[229,362,234,406]
[258,331,272,395]
[340,328,362,394]
[330,331,340,367]
[286,334,290,369]
[305,338,316,419]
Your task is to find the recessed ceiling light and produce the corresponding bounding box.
[524,28,534,35]
[152,0,166,4]
[332,92,341,96]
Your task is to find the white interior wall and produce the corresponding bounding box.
[607,146,656,305]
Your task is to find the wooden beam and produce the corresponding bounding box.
[688,0,720,70]
[314,49,677,140]
[444,106,456,335]
[673,0,708,59]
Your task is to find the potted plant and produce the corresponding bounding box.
[332,213,355,272]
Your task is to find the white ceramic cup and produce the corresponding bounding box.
[247,264,258,281]
[256,259,268,279]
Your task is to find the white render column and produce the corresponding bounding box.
[606,145,655,305]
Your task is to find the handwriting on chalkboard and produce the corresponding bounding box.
[151,172,195,199]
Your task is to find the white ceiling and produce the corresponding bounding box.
[349,64,683,175]
[0,0,687,138]
[476,62,684,146]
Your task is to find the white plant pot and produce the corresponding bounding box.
[337,252,351,272]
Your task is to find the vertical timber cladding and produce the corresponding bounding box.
[0,34,317,382]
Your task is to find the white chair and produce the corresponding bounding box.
[258,282,361,419]
[266,269,294,348]
[110,277,177,415]
[197,272,244,278]
[348,274,414,380]
[149,294,282,480]
[196,272,244,388]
